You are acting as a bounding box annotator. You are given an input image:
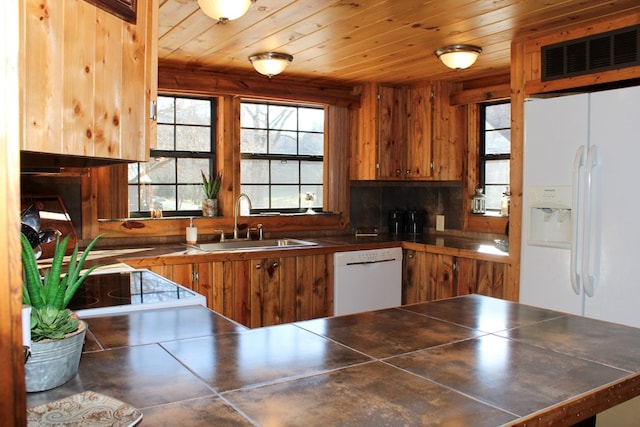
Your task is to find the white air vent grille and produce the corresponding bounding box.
[542,25,640,81]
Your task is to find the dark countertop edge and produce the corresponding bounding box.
[41,233,509,268]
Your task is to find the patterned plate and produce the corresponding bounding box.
[27,391,142,426]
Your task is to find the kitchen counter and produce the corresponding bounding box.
[26,295,640,426]
[69,232,508,270]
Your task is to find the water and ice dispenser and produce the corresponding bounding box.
[526,186,572,248]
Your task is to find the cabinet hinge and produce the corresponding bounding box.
[192,270,198,283]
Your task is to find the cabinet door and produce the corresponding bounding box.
[429,253,457,300]
[456,258,507,299]
[377,85,407,179]
[406,85,433,180]
[295,254,333,320]
[23,0,157,161]
[403,249,430,304]
[249,257,296,328]
[430,81,463,181]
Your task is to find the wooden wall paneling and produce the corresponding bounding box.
[144,0,159,153]
[2,0,26,422]
[325,105,350,227]
[96,165,129,225]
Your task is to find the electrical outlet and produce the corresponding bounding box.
[436,215,445,231]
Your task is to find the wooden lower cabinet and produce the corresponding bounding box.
[403,249,507,304]
[127,254,332,328]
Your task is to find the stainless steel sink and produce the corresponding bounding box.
[193,238,318,252]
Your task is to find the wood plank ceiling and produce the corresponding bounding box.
[158,0,640,85]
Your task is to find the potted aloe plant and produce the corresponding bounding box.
[201,170,222,217]
[22,232,103,392]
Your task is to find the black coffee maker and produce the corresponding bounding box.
[388,210,406,235]
[405,209,426,235]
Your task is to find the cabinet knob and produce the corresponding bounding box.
[405,169,411,175]
[255,264,262,270]
[272,262,279,268]
[395,169,401,175]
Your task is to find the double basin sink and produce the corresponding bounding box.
[191,238,318,252]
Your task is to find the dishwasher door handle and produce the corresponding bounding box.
[345,258,398,266]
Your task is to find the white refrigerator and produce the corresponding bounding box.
[520,84,640,329]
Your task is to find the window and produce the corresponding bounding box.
[240,101,324,212]
[128,95,216,216]
[480,101,511,212]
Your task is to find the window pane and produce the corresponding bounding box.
[128,163,140,184]
[157,96,174,123]
[146,158,176,184]
[149,185,175,211]
[485,159,510,184]
[301,161,323,183]
[299,108,324,132]
[241,184,269,209]
[176,98,210,125]
[240,100,325,211]
[269,105,297,130]
[485,129,511,155]
[241,129,268,153]
[241,159,269,184]
[241,103,267,128]
[485,185,506,211]
[299,132,323,155]
[177,158,209,184]
[177,184,201,210]
[272,185,299,208]
[157,125,175,150]
[269,130,297,154]
[128,185,139,211]
[301,185,323,207]
[271,160,299,184]
[176,126,211,151]
[485,103,510,129]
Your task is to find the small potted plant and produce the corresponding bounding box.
[22,232,103,392]
[201,170,222,217]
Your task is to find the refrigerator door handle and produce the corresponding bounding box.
[582,145,599,297]
[570,145,585,295]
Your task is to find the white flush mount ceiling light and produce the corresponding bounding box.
[434,45,483,70]
[249,52,294,77]
[197,0,255,23]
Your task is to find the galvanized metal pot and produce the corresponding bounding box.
[25,320,87,392]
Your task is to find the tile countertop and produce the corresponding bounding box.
[26,295,640,426]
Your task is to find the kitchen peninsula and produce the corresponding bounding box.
[26,295,640,426]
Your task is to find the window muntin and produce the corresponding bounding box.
[240,101,324,212]
[480,101,511,211]
[128,95,216,216]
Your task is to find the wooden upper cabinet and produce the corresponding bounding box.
[352,81,461,181]
[22,0,158,161]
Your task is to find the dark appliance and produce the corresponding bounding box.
[388,210,406,235]
[406,209,426,235]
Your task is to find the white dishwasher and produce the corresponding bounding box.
[333,247,403,316]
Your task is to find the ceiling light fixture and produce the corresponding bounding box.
[434,45,482,70]
[197,0,255,23]
[249,52,294,77]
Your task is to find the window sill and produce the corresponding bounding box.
[466,213,509,235]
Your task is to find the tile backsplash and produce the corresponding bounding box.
[350,181,463,233]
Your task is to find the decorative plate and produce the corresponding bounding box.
[27,391,142,426]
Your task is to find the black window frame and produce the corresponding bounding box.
[128,94,217,218]
[479,100,511,212]
[240,100,325,213]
